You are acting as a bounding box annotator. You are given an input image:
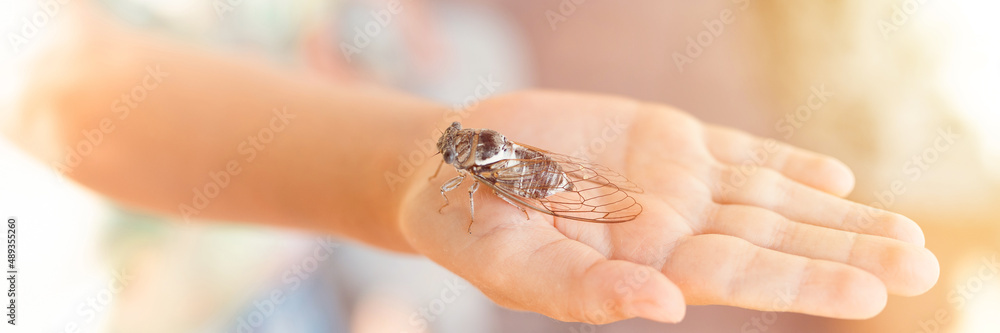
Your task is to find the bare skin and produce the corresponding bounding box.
[1,4,938,324]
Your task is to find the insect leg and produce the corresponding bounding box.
[438,175,465,213]
[467,181,480,234]
[494,189,530,220]
[428,159,445,181]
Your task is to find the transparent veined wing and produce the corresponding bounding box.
[519,142,644,194]
[472,142,643,223]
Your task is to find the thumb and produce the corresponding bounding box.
[467,231,686,324]
[567,259,687,324]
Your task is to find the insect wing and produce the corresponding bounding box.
[477,143,643,223]
[520,143,644,194]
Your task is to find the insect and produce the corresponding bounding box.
[431,121,643,233]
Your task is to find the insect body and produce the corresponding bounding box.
[432,122,643,233]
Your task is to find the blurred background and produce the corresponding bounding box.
[1,0,999,332]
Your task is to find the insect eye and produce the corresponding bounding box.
[443,150,456,164]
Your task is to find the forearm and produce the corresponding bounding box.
[3,14,443,252]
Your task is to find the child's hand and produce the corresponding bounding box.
[399,91,938,324]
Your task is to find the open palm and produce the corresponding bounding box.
[399,91,938,324]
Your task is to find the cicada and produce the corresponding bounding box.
[431,122,643,233]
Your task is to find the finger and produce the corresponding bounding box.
[665,234,888,319]
[467,228,687,324]
[712,165,926,246]
[703,125,855,196]
[702,204,939,296]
